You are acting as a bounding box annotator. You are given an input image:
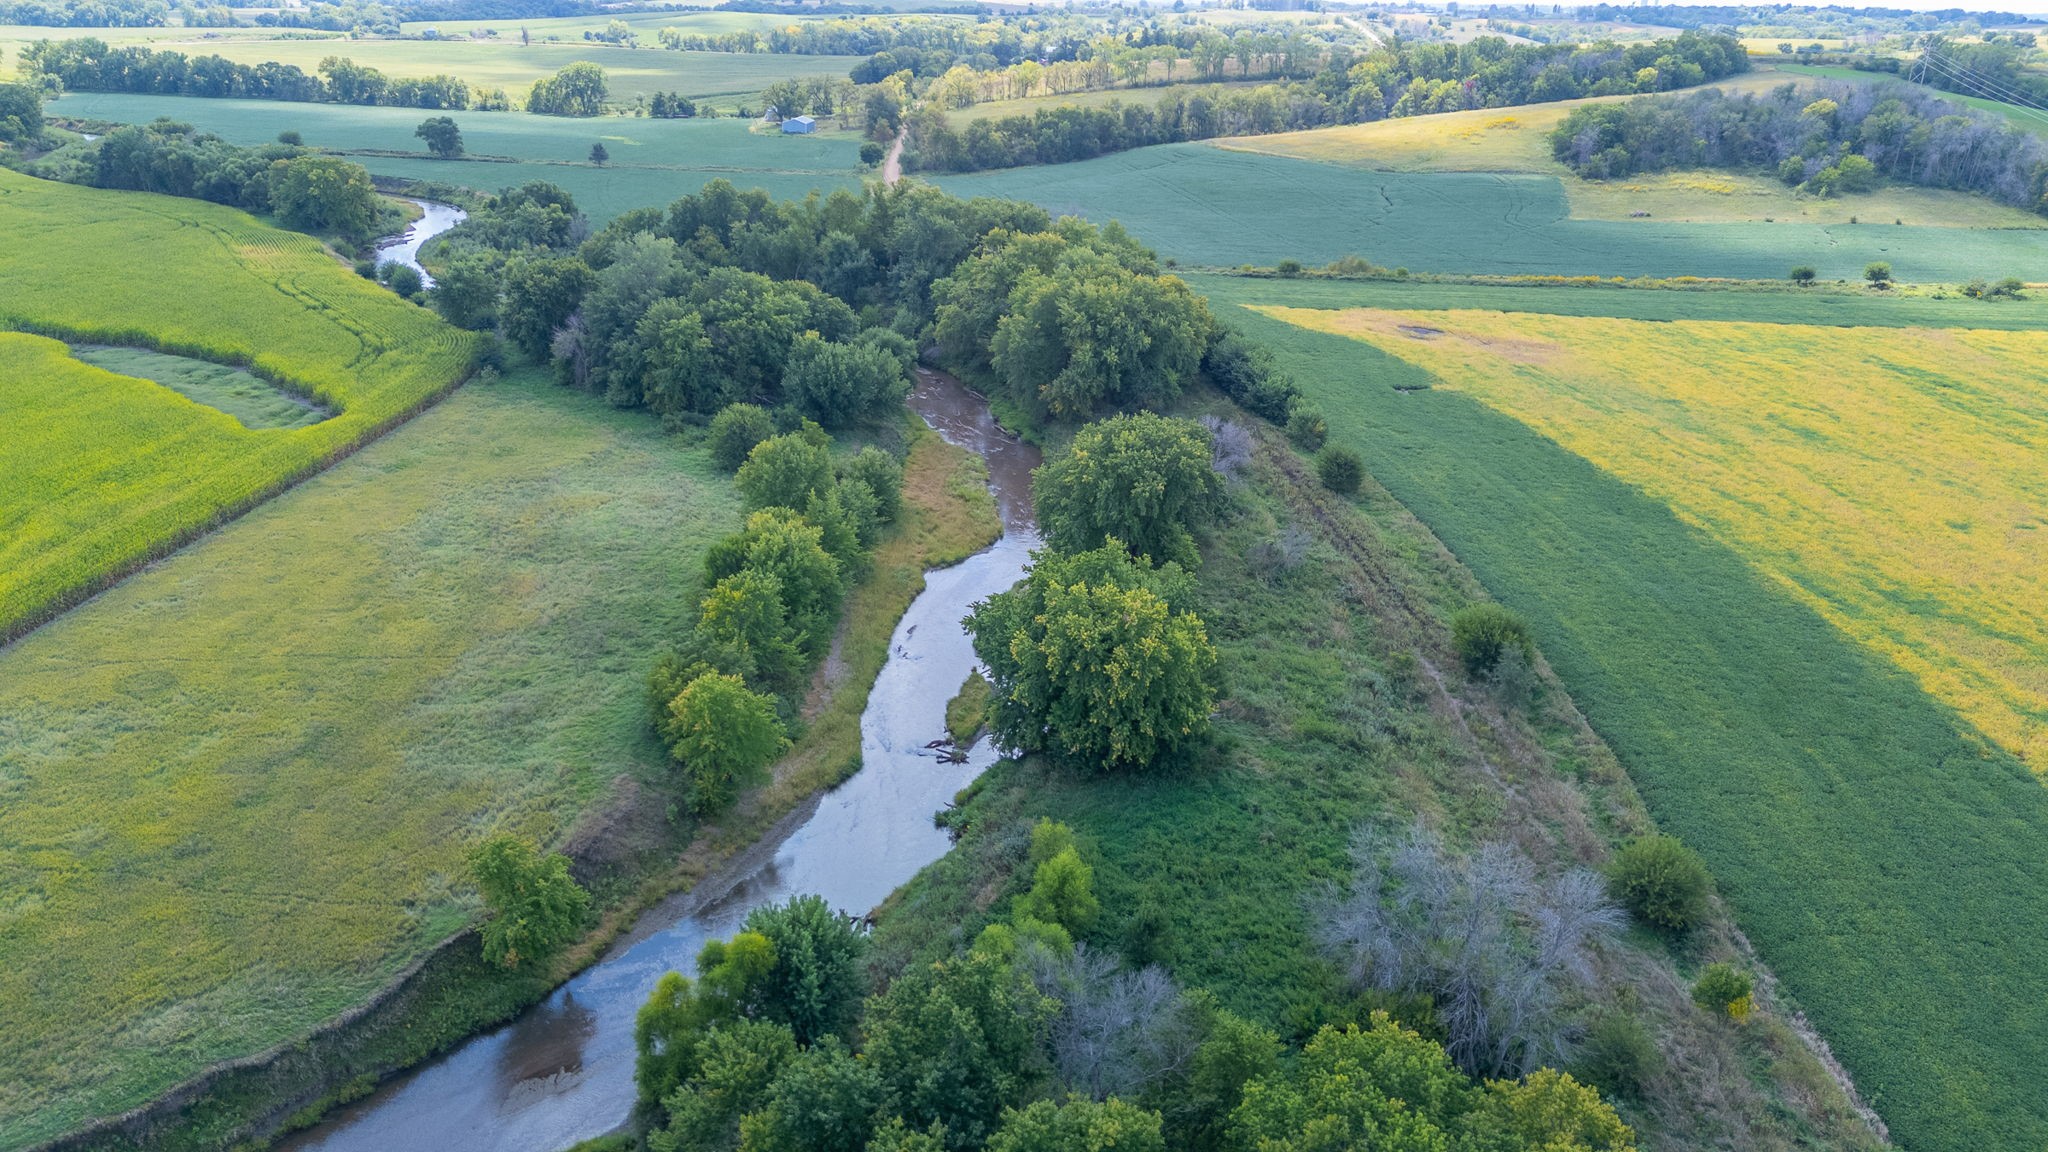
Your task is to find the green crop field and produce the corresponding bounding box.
[50,93,868,223]
[934,142,2048,280]
[1197,275,2048,1152]
[0,166,477,638]
[0,366,740,1146]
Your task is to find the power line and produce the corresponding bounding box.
[1912,50,2048,123]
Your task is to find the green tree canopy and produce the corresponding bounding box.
[467,834,590,970]
[1034,412,1219,569]
[414,114,463,158]
[710,403,778,472]
[781,331,909,429]
[737,433,837,515]
[967,543,1217,772]
[864,948,1057,1150]
[267,154,377,240]
[528,61,609,115]
[990,264,1211,419]
[741,893,869,1045]
[987,1098,1166,1152]
[665,671,788,813]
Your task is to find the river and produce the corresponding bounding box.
[280,368,1041,1152]
[374,199,468,290]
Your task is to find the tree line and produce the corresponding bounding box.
[1550,79,2048,214]
[902,32,1749,173]
[20,39,506,109]
[0,0,165,26]
[18,117,386,240]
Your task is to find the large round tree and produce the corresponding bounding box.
[967,543,1218,772]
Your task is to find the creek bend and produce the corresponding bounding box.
[374,199,467,289]
[281,368,1040,1152]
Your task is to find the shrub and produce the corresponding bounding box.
[1316,446,1363,495]
[468,834,590,970]
[1286,402,1328,452]
[1692,963,1755,1021]
[1013,828,1100,934]
[1450,603,1534,678]
[1276,258,1304,278]
[1574,1010,1662,1097]
[1608,834,1711,934]
[379,262,424,298]
[709,403,776,472]
[1864,261,1893,285]
[860,140,886,166]
[277,129,303,146]
[736,433,835,513]
[665,671,788,813]
[1788,265,1817,284]
[841,445,904,523]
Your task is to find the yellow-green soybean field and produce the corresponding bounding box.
[0,166,479,638]
[1261,306,2048,769]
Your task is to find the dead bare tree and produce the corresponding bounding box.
[1318,822,1623,1077]
[1029,944,1203,1101]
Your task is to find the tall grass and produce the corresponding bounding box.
[0,167,479,639]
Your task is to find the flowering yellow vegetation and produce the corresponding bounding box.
[1259,305,2048,769]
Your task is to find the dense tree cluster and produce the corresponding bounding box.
[0,0,169,26]
[0,82,43,144]
[632,833,1635,1152]
[1551,79,2048,214]
[71,119,382,240]
[20,39,499,108]
[525,60,608,116]
[1848,36,2048,106]
[903,32,1747,173]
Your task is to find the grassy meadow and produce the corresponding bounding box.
[0,367,740,1146]
[1200,275,2048,1152]
[874,409,1882,1151]
[933,143,2048,279]
[0,166,477,638]
[50,92,868,223]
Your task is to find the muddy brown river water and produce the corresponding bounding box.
[280,368,1040,1151]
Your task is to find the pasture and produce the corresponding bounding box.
[0,166,477,638]
[1201,274,2048,1152]
[0,367,740,1146]
[934,143,2048,279]
[50,93,869,223]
